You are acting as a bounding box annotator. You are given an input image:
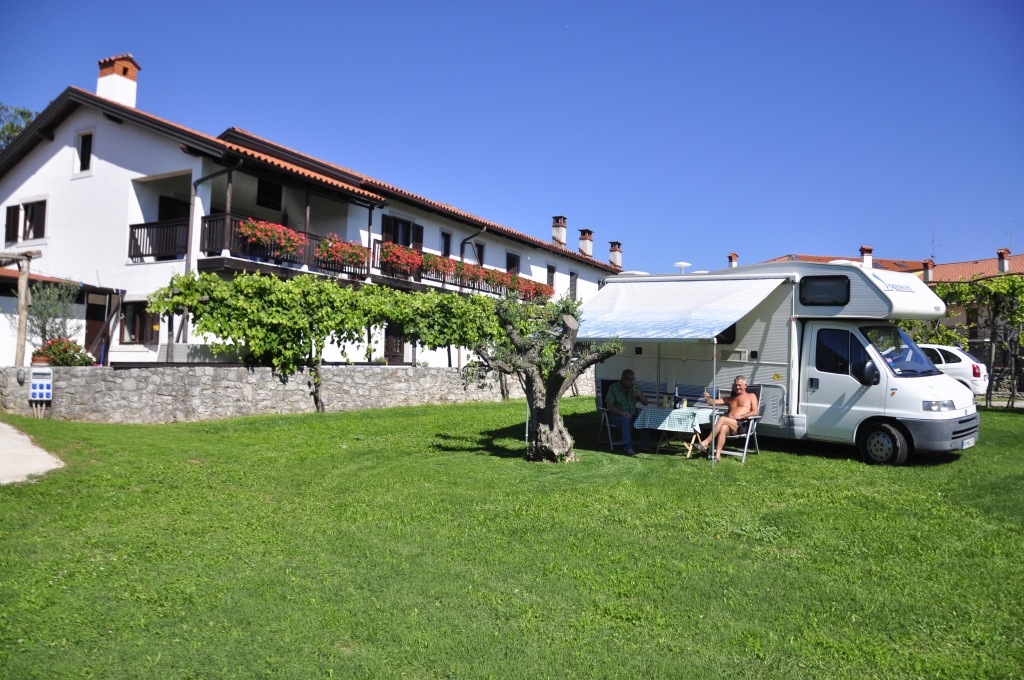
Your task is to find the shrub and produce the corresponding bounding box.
[35,338,95,366]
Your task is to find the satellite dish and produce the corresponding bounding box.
[673,261,691,274]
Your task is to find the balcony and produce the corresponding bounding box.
[199,213,369,279]
[128,218,188,262]
[371,239,552,300]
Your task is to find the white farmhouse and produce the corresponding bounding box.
[0,55,623,367]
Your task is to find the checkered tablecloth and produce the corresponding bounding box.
[634,407,713,433]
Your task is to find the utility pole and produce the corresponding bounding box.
[0,250,43,367]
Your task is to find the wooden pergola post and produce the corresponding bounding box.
[0,250,42,367]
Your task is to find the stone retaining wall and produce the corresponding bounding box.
[0,365,595,424]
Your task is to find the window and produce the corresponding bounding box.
[506,253,520,276]
[121,303,160,345]
[78,133,93,172]
[922,347,942,364]
[256,178,282,211]
[158,196,190,221]
[4,205,18,243]
[569,271,578,300]
[939,348,962,363]
[800,275,850,306]
[475,243,485,266]
[22,201,45,240]
[860,326,941,377]
[816,328,870,377]
[547,265,556,288]
[441,232,452,258]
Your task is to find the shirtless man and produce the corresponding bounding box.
[699,376,758,462]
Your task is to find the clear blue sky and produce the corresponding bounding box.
[3,1,1022,273]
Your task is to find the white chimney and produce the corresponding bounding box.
[579,229,593,257]
[96,54,140,108]
[727,252,738,268]
[998,248,1011,273]
[551,216,567,248]
[923,259,934,283]
[609,241,622,268]
[860,245,874,269]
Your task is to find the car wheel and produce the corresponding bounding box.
[859,423,909,466]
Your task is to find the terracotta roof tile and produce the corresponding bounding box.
[219,128,622,273]
[762,254,925,272]
[928,254,1023,282]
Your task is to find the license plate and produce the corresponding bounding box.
[961,438,975,450]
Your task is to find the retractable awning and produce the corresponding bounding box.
[578,278,787,341]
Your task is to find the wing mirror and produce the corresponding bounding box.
[860,361,881,386]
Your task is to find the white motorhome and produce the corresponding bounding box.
[578,260,979,465]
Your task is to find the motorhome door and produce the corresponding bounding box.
[802,324,888,441]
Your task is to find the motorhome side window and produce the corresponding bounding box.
[816,329,869,377]
[800,276,850,306]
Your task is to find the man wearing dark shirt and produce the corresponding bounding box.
[605,369,650,455]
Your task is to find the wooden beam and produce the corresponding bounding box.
[14,260,30,366]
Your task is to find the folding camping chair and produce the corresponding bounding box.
[596,379,628,451]
[719,384,763,464]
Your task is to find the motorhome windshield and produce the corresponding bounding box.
[860,326,942,377]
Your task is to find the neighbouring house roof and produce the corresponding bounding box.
[0,87,620,274]
[762,254,925,272]
[218,128,622,273]
[0,266,122,295]
[927,254,1024,282]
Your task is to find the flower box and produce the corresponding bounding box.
[316,234,369,269]
[237,218,307,258]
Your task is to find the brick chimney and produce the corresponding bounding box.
[579,229,593,257]
[609,241,622,268]
[97,54,141,108]
[998,248,1011,273]
[727,252,738,268]
[551,216,567,248]
[860,245,874,269]
[923,259,934,283]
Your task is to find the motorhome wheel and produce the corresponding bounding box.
[859,423,909,466]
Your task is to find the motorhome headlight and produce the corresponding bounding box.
[922,400,955,412]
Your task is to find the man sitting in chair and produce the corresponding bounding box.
[699,376,758,462]
[605,369,650,456]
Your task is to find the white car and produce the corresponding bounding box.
[919,344,989,396]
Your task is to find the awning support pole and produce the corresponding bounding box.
[711,338,717,468]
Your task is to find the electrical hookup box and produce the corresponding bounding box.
[30,368,53,401]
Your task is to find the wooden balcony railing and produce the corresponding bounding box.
[371,239,549,300]
[199,213,369,278]
[128,218,189,261]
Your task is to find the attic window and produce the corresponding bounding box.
[122,67,129,75]
[256,178,282,211]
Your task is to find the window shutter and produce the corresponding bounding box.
[144,309,160,345]
[381,215,394,243]
[4,205,18,243]
[411,224,423,251]
[31,202,46,239]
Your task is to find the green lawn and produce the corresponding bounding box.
[1,398,1022,678]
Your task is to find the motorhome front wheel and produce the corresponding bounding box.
[859,423,909,466]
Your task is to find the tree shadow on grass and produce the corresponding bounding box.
[431,410,616,459]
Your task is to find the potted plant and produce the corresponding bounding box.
[420,252,457,281]
[315,234,370,269]
[380,242,422,276]
[34,338,95,366]
[237,218,308,259]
